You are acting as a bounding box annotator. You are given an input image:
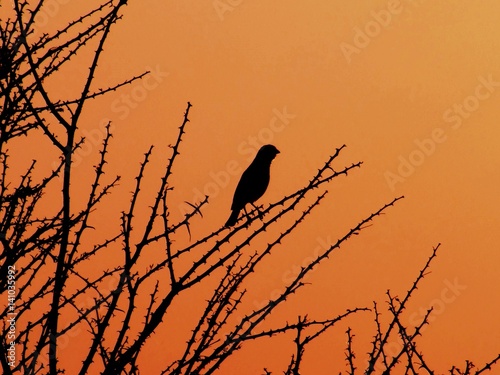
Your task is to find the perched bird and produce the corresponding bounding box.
[225,145,280,227]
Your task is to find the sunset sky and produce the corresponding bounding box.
[7,0,500,373]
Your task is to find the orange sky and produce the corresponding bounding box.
[6,0,500,374]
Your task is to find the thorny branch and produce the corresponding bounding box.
[1,2,498,375]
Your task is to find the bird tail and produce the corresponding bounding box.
[225,209,240,227]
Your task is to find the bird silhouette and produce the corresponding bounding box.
[225,145,280,227]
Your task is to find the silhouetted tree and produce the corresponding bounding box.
[1,1,498,374]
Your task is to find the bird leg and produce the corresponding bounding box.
[250,202,264,221]
[243,206,252,226]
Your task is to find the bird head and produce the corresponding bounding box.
[256,144,280,163]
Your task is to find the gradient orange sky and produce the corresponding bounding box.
[7,0,500,373]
